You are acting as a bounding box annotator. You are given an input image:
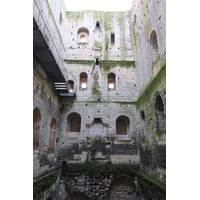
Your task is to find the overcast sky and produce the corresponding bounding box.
[64,0,133,11]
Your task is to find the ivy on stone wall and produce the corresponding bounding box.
[33,170,60,199]
[136,62,166,108]
[137,171,166,200]
[64,59,95,65]
[99,60,135,74]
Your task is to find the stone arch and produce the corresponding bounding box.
[150,30,159,61]
[33,108,41,153]
[108,176,136,199]
[77,27,89,44]
[66,192,89,200]
[80,72,88,90]
[67,112,81,132]
[48,117,56,154]
[108,72,116,90]
[154,94,165,132]
[60,161,67,181]
[116,115,130,136]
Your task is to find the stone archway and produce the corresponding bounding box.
[108,176,138,200]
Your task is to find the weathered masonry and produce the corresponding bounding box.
[33,0,166,199]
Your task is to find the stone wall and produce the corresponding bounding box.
[63,61,138,101]
[61,10,135,61]
[130,0,166,94]
[56,162,165,200]
[136,63,166,182]
[33,57,62,178]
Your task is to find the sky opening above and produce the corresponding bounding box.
[64,0,133,11]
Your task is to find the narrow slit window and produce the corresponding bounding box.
[96,58,99,65]
[111,33,115,44]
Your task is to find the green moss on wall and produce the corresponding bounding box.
[142,0,148,24]
[92,87,102,96]
[64,59,95,65]
[92,73,102,97]
[93,11,103,25]
[104,33,109,60]
[136,63,166,108]
[95,40,101,47]
[134,31,138,53]
[103,12,112,31]
[67,161,139,177]
[99,60,135,74]
[33,170,60,199]
[137,171,166,199]
[152,55,160,68]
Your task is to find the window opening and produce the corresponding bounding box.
[111,33,115,44]
[80,72,87,90]
[96,58,99,65]
[80,34,86,43]
[155,95,165,132]
[108,73,116,90]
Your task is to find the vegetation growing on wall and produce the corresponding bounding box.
[99,60,135,74]
[65,11,84,20]
[33,170,60,199]
[67,161,138,178]
[152,55,160,68]
[64,59,95,65]
[134,31,138,53]
[136,63,166,108]
[66,161,165,199]
[93,11,103,25]
[103,12,112,31]
[94,40,101,48]
[92,73,102,97]
[137,171,166,200]
[103,33,109,60]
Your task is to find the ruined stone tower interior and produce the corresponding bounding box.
[33,0,166,199]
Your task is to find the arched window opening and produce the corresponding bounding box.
[155,95,165,132]
[67,80,75,93]
[48,118,56,154]
[95,21,102,32]
[150,30,159,61]
[67,113,81,132]
[33,108,41,152]
[60,161,67,180]
[108,73,116,90]
[116,116,130,135]
[77,27,89,44]
[141,110,145,120]
[80,72,87,90]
